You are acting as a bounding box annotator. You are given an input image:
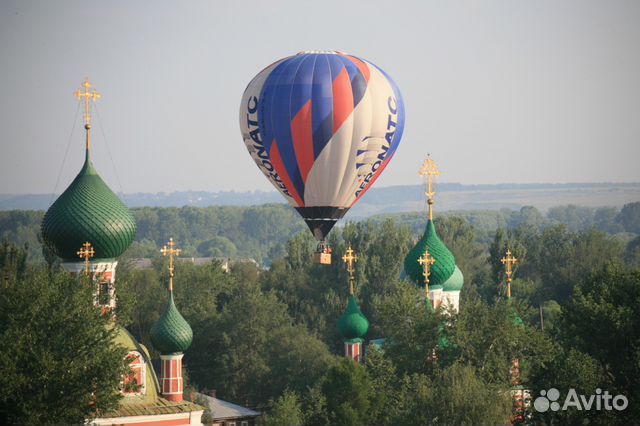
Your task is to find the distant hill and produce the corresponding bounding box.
[0,190,282,211]
[1,182,639,216]
[346,182,640,219]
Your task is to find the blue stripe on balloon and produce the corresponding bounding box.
[311,55,335,158]
[259,59,289,153]
[261,55,308,200]
[290,55,316,120]
[327,54,346,82]
[312,114,334,159]
[275,56,308,200]
[336,55,367,108]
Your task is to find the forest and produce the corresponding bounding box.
[1,202,639,265]
[1,201,640,425]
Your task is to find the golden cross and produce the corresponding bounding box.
[418,247,436,296]
[342,244,358,294]
[418,154,440,220]
[77,241,95,275]
[501,249,518,299]
[74,78,101,127]
[161,238,181,291]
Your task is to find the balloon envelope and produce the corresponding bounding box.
[240,51,405,240]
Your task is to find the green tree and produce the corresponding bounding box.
[490,225,623,304]
[187,281,334,407]
[364,345,398,425]
[0,268,127,425]
[548,205,595,232]
[263,390,304,426]
[488,227,529,301]
[435,216,492,301]
[115,266,165,346]
[431,363,512,426]
[344,219,412,310]
[511,206,547,230]
[321,358,372,426]
[0,211,45,263]
[530,346,604,426]
[0,240,27,283]
[260,230,345,346]
[388,373,434,426]
[371,281,441,376]
[617,202,640,234]
[593,207,624,234]
[121,238,159,259]
[172,260,234,324]
[443,294,554,386]
[302,382,330,426]
[625,236,640,268]
[553,264,640,424]
[197,236,237,257]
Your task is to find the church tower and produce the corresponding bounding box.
[404,156,464,312]
[337,245,369,362]
[150,238,194,402]
[41,80,203,425]
[41,79,136,313]
[500,249,527,424]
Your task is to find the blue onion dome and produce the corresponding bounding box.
[41,151,136,260]
[337,295,369,343]
[150,293,193,355]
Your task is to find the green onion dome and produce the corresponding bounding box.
[41,152,136,261]
[404,220,456,289]
[442,265,464,292]
[150,292,193,355]
[337,295,369,343]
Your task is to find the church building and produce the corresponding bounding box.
[404,156,464,312]
[41,79,203,426]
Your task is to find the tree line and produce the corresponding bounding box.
[1,202,639,424]
[1,202,639,265]
[116,211,640,425]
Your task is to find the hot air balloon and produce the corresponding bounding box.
[240,51,405,263]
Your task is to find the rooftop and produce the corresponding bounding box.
[102,397,203,418]
[196,393,260,420]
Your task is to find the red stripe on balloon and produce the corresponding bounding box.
[332,68,354,134]
[270,140,305,207]
[343,54,370,82]
[291,100,314,182]
[349,152,395,208]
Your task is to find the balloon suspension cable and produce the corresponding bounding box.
[418,154,440,221]
[342,244,357,295]
[161,238,181,292]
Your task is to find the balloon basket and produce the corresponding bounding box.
[314,252,332,265]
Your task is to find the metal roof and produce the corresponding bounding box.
[196,393,261,420]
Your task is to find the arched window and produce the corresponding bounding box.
[122,351,146,395]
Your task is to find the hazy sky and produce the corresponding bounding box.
[1,0,639,195]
